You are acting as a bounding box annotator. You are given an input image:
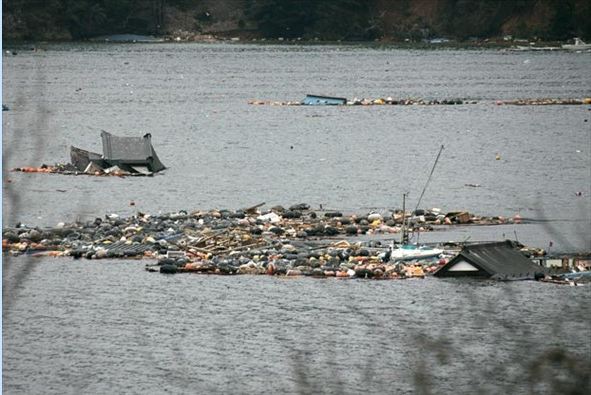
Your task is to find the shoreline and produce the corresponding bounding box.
[1,35,580,50]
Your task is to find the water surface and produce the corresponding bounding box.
[3,258,590,394]
[2,44,591,394]
[3,45,590,250]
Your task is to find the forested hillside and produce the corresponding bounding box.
[3,0,590,41]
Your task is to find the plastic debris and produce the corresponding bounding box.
[3,203,558,282]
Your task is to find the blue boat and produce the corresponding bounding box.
[301,94,347,105]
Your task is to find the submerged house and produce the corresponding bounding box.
[434,241,546,280]
[71,131,165,175]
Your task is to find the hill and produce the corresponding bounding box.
[3,0,590,42]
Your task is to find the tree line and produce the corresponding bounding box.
[3,0,590,41]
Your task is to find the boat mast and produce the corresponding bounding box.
[413,144,445,245]
[414,145,445,213]
[401,192,408,245]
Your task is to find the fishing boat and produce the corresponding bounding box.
[540,271,590,286]
[558,271,591,281]
[562,38,591,50]
[390,145,445,263]
[512,45,560,51]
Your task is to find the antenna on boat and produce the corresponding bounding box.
[407,144,445,245]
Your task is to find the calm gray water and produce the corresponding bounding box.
[2,44,591,251]
[3,259,590,394]
[2,44,591,394]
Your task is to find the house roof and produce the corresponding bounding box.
[69,132,166,174]
[101,131,151,161]
[101,131,166,172]
[70,146,105,171]
[434,241,546,280]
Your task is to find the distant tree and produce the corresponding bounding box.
[550,0,575,39]
[65,0,107,39]
[168,0,194,11]
[249,0,374,40]
[3,0,590,41]
[573,0,591,39]
[312,0,375,40]
[446,0,499,39]
[249,0,317,38]
[3,0,67,39]
[63,0,167,38]
[103,0,134,30]
[152,0,166,33]
[434,0,537,40]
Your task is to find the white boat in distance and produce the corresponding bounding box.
[513,45,560,51]
[562,37,591,50]
[390,244,443,262]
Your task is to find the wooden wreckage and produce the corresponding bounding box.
[248,94,591,107]
[13,131,166,177]
[5,202,586,284]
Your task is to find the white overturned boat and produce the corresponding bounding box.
[562,38,591,51]
[390,244,443,262]
[512,45,560,51]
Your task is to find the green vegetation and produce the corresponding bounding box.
[249,0,377,40]
[3,0,590,41]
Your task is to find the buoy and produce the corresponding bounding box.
[495,153,501,160]
[129,200,135,206]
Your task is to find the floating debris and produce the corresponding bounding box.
[249,95,591,106]
[497,98,590,105]
[249,96,476,106]
[3,204,537,280]
[12,131,165,177]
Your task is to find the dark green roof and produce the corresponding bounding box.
[434,241,546,280]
